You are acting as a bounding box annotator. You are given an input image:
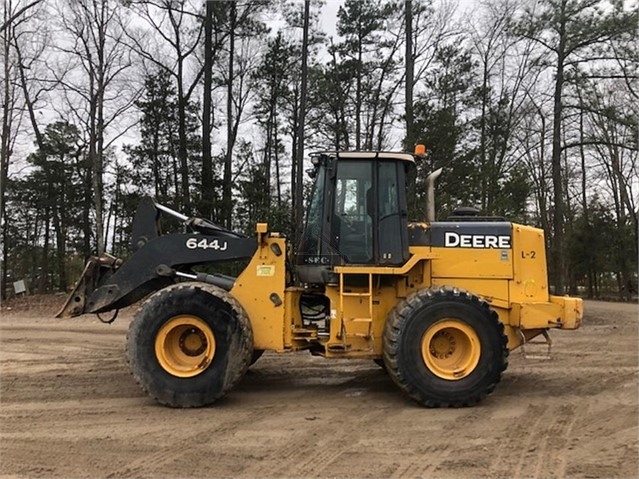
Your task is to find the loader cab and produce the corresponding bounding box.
[296,151,414,284]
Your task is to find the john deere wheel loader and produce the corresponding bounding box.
[58,148,582,408]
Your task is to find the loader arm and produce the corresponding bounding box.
[57,233,257,317]
[57,196,258,318]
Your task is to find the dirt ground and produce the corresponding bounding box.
[0,298,637,479]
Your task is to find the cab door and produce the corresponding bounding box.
[375,161,409,265]
[331,159,408,266]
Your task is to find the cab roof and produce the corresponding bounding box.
[313,151,417,163]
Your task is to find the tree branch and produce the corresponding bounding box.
[0,0,43,33]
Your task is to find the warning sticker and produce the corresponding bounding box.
[256,265,275,277]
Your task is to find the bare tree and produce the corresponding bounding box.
[1,0,24,299]
[216,1,267,229]
[405,0,457,147]
[293,0,310,242]
[1,0,52,298]
[511,0,636,293]
[223,0,237,230]
[201,1,230,220]
[404,0,413,147]
[0,0,42,33]
[468,0,538,215]
[123,0,205,213]
[54,0,137,256]
[201,0,215,219]
[586,79,638,292]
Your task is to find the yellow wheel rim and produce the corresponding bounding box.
[421,319,480,380]
[155,315,216,378]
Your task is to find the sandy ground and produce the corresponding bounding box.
[0,299,637,479]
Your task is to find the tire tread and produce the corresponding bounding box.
[126,282,253,407]
[383,286,508,407]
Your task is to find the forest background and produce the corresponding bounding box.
[0,0,637,301]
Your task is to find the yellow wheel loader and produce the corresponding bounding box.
[58,148,582,407]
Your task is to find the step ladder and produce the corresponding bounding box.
[338,272,373,340]
[518,329,552,360]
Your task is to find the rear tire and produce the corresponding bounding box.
[126,282,253,407]
[383,287,508,407]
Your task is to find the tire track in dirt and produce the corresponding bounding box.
[392,443,452,478]
[1,301,637,479]
[388,409,486,478]
[492,402,581,479]
[234,412,362,476]
[527,403,580,478]
[105,407,268,478]
[234,401,400,477]
[556,403,586,477]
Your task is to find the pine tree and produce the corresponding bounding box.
[124,70,201,209]
[251,31,295,214]
[411,44,478,220]
[7,122,84,292]
[335,0,400,150]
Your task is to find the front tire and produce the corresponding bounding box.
[383,287,508,407]
[126,282,253,407]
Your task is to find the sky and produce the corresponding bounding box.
[321,0,342,37]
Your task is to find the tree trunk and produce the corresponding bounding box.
[550,7,567,295]
[290,90,299,215]
[479,59,489,212]
[94,0,106,255]
[52,202,67,292]
[294,0,310,245]
[201,0,214,219]
[81,163,92,259]
[176,60,190,212]
[223,1,236,230]
[0,4,12,300]
[88,83,101,256]
[404,0,414,149]
[355,19,362,150]
[39,204,51,293]
[274,124,281,209]
[264,80,275,212]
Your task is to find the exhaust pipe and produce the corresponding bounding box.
[426,168,442,223]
